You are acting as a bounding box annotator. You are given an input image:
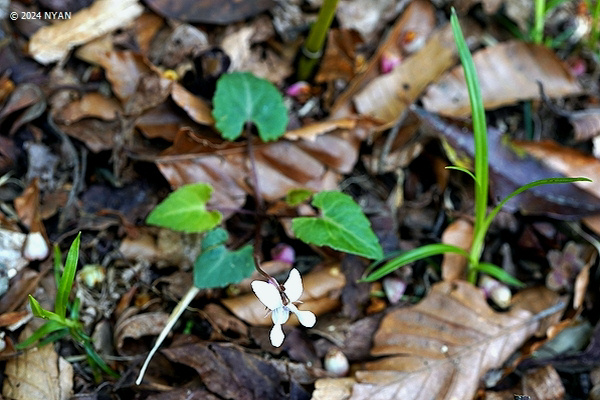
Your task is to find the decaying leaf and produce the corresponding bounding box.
[347,281,559,400]
[3,341,73,400]
[422,41,582,117]
[29,0,144,64]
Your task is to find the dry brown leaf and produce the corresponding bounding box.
[0,74,15,104]
[84,50,172,113]
[0,83,46,136]
[511,286,566,338]
[349,20,480,126]
[154,124,364,205]
[335,0,414,41]
[423,41,582,117]
[568,108,600,141]
[0,311,29,328]
[441,218,473,281]
[29,0,144,64]
[202,303,249,340]
[136,102,194,141]
[114,311,169,352]
[54,92,122,124]
[57,118,122,153]
[13,178,45,235]
[161,341,320,400]
[331,0,438,121]
[118,228,201,270]
[347,281,558,400]
[222,264,345,326]
[312,377,355,400]
[284,118,357,141]
[513,139,600,198]
[133,12,164,55]
[220,21,292,83]
[170,83,214,126]
[315,29,363,85]
[3,341,73,400]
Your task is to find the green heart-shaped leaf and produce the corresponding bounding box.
[194,228,255,289]
[292,191,383,260]
[212,72,288,141]
[146,183,222,233]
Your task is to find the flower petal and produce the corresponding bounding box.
[283,268,303,303]
[271,306,290,325]
[294,309,316,328]
[270,324,285,347]
[252,281,283,310]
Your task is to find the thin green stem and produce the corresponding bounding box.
[297,0,339,81]
[533,0,546,44]
[450,10,488,282]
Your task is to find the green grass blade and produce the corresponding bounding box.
[37,329,70,348]
[16,320,67,349]
[53,244,61,287]
[446,165,476,181]
[83,341,120,378]
[55,233,81,319]
[484,177,592,232]
[362,243,470,282]
[450,9,488,243]
[475,262,525,287]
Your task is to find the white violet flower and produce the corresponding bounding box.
[251,268,316,347]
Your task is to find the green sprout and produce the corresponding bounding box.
[17,233,118,380]
[363,9,590,286]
